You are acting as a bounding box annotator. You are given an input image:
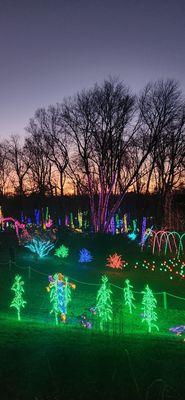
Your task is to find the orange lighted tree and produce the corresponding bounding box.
[106,253,124,269]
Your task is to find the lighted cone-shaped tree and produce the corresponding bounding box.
[123,279,136,314]
[96,275,113,330]
[141,284,159,333]
[10,275,26,321]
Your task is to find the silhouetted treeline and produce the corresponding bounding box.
[0,78,185,231]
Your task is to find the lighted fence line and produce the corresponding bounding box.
[165,292,185,301]
[9,262,185,304]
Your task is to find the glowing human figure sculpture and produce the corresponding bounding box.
[10,275,26,321]
[141,284,159,333]
[96,275,113,330]
[47,273,76,324]
[123,279,136,314]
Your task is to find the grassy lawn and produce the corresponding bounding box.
[0,231,185,399]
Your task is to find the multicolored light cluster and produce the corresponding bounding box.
[124,258,185,281]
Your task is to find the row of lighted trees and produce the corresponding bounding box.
[0,78,185,231]
[10,274,158,333]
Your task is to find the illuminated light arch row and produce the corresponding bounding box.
[152,230,185,259]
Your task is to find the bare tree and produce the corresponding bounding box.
[26,105,69,196]
[138,79,185,226]
[0,142,11,195]
[24,127,53,197]
[62,78,139,232]
[6,135,30,196]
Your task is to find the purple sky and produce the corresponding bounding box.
[0,0,185,138]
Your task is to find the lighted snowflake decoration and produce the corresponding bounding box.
[106,253,124,269]
[54,244,69,259]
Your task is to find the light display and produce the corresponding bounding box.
[128,232,137,241]
[106,253,124,269]
[140,217,147,247]
[96,275,112,330]
[0,216,27,239]
[70,212,74,229]
[151,230,185,258]
[47,273,76,324]
[79,248,93,263]
[169,326,185,336]
[54,244,69,258]
[109,216,116,234]
[48,273,60,325]
[141,284,159,333]
[25,238,54,258]
[34,209,40,225]
[78,211,83,228]
[45,218,53,228]
[65,214,69,226]
[123,279,136,314]
[128,219,137,241]
[0,206,3,219]
[10,275,26,321]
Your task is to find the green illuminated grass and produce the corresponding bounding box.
[0,232,185,399]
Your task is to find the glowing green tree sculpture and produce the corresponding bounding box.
[123,279,136,314]
[10,275,26,321]
[141,284,159,333]
[96,275,113,330]
[54,244,69,259]
[49,273,60,326]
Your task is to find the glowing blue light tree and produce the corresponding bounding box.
[79,248,93,263]
[25,238,54,258]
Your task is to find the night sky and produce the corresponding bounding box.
[0,0,185,138]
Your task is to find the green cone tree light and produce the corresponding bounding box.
[49,274,60,326]
[123,279,136,314]
[10,275,26,321]
[96,275,113,330]
[141,284,159,333]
